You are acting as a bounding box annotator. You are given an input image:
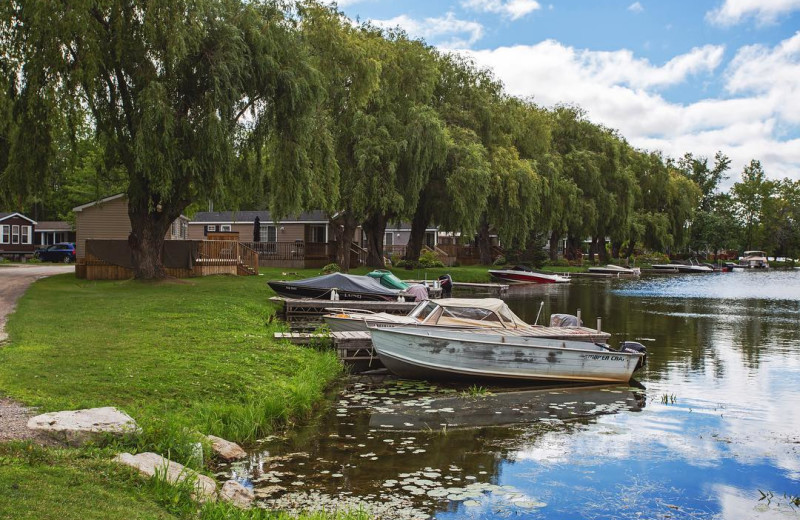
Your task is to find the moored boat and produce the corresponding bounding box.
[588,264,641,276]
[489,265,570,284]
[650,260,713,273]
[370,326,646,384]
[324,298,610,342]
[739,251,769,269]
[269,272,405,301]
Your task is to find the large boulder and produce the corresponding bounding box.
[207,435,247,461]
[115,452,217,501]
[27,407,140,446]
[220,480,254,509]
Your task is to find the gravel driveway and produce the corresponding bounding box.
[0,263,74,443]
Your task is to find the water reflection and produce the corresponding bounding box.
[225,270,800,519]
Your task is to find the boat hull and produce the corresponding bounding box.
[371,328,642,384]
[488,270,569,284]
[268,281,402,301]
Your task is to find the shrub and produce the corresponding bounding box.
[321,263,340,274]
[418,250,444,268]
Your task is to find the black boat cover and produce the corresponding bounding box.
[284,273,400,297]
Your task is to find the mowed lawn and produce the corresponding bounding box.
[0,271,343,457]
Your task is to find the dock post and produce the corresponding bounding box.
[596,317,602,333]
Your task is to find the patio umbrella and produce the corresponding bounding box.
[253,216,261,242]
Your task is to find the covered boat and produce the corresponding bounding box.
[650,260,713,273]
[488,265,570,284]
[370,326,646,384]
[268,273,405,301]
[324,298,610,342]
[588,264,641,276]
[739,251,769,269]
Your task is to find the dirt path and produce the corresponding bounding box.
[0,264,74,443]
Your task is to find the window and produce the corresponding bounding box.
[172,221,179,238]
[261,224,277,242]
[0,225,8,244]
[308,224,326,243]
[181,221,188,239]
[21,226,31,244]
[384,232,394,246]
[220,224,232,232]
[207,225,216,232]
[12,225,19,244]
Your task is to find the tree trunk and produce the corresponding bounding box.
[588,236,597,262]
[598,236,609,263]
[362,213,387,268]
[406,198,432,262]
[128,199,176,279]
[332,213,357,272]
[611,240,622,259]
[477,215,492,265]
[549,230,560,261]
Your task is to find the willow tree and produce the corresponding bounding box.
[345,29,446,268]
[299,3,381,270]
[1,0,334,278]
[404,53,497,262]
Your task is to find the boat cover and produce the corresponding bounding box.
[285,273,400,297]
[367,270,410,290]
[434,298,525,326]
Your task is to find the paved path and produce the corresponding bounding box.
[0,264,73,443]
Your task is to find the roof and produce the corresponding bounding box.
[35,221,72,231]
[0,212,37,225]
[73,193,126,212]
[191,210,329,224]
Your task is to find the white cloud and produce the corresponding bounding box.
[371,12,484,48]
[628,2,644,13]
[461,0,541,20]
[462,34,800,185]
[706,0,800,26]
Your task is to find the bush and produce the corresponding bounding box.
[492,256,506,266]
[321,263,340,274]
[418,250,444,268]
[544,258,569,267]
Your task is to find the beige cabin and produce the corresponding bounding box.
[73,194,189,261]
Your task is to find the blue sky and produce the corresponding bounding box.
[329,0,800,186]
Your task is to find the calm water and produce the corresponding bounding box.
[222,270,800,519]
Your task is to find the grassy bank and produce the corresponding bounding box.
[0,273,342,463]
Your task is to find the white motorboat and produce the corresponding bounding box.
[651,259,713,273]
[587,264,641,276]
[323,298,610,342]
[488,265,570,284]
[370,326,646,384]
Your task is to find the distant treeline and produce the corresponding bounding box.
[1,1,797,275]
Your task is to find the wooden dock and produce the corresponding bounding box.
[270,297,417,329]
[275,331,383,372]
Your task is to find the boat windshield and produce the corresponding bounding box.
[409,301,438,321]
[435,306,505,327]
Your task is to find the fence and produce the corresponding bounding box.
[239,241,336,268]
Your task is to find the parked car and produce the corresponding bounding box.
[34,242,76,263]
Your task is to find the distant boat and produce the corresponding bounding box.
[268,272,406,301]
[588,264,641,276]
[651,259,713,273]
[324,298,609,342]
[370,326,646,384]
[489,265,570,284]
[739,251,769,269]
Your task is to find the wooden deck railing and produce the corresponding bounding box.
[239,241,336,263]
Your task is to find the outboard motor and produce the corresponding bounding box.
[620,341,648,371]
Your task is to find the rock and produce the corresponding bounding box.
[220,480,254,508]
[207,434,247,461]
[27,407,140,446]
[115,452,217,501]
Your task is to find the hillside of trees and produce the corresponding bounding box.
[1,1,797,276]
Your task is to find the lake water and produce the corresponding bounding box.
[221,270,800,519]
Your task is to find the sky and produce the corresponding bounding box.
[326,0,800,188]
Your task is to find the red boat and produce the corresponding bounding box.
[489,266,570,284]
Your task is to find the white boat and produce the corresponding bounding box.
[369,326,646,384]
[587,264,641,276]
[324,298,610,342]
[488,265,570,284]
[651,259,713,273]
[739,251,769,269]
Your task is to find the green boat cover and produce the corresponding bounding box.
[367,270,410,290]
